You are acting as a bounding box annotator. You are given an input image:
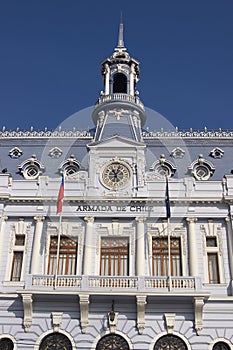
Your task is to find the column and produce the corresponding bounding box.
[83,217,94,275]
[104,64,110,95]
[129,63,135,96]
[225,216,233,280]
[186,218,198,276]
[30,216,45,274]
[136,217,146,276]
[0,216,8,266]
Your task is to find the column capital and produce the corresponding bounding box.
[1,216,8,222]
[135,216,146,223]
[186,217,197,224]
[84,216,94,224]
[225,216,231,223]
[34,216,45,223]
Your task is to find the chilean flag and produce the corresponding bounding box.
[57,175,64,214]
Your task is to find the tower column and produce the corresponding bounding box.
[83,217,95,275]
[104,64,110,95]
[186,218,198,276]
[129,63,135,96]
[31,216,45,274]
[136,217,146,275]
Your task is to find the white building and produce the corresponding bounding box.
[0,22,233,350]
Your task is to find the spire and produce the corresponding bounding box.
[117,14,125,48]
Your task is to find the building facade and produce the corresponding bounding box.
[0,22,233,350]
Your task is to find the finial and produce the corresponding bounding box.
[117,13,124,48]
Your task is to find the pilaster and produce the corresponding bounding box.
[83,217,94,275]
[31,216,45,275]
[135,217,146,276]
[186,218,198,276]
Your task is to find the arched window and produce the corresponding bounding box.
[0,338,14,350]
[39,332,72,350]
[213,342,231,350]
[96,334,129,350]
[113,73,127,93]
[154,334,188,350]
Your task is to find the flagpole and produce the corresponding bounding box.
[165,175,171,292]
[54,175,64,289]
[167,216,171,292]
[54,213,62,289]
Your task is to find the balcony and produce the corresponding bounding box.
[24,275,200,294]
[94,93,145,112]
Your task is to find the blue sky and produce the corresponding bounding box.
[0,0,232,131]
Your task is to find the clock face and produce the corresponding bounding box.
[102,162,130,189]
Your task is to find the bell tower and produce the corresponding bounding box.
[92,20,146,142]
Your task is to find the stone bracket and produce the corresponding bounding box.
[52,312,63,332]
[164,313,176,333]
[79,294,89,333]
[21,293,33,332]
[193,296,205,335]
[136,295,147,334]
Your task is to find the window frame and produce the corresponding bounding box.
[45,223,82,276]
[47,235,78,275]
[147,223,187,277]
[4,221,29,285]
[100,237,130,276]
[202,226,225,285]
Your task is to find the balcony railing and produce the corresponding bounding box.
[27,275,198,292]
[94,93,145,112]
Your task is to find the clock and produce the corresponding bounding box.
[102,161,130,189]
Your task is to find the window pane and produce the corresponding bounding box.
[208,253,220,284]
[152,238,181,276]
[48,236,77,275]
[100,238,129,276]
[11,252,23,281]
[15,234,25,246]
[206,237,217,247]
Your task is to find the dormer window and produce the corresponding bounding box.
[188,155,215,180]
[113,73,127,93]
[150,155,176,178]
[59,155,81,179]
[18,155,45,179]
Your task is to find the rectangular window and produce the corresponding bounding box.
[11,252,23,281]
[152,237,181,276]
[207,252,220,284]
[100,237,129,276]
[48,236,77,275]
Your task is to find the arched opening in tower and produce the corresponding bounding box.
[113,73,127,93]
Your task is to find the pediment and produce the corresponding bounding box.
[87,135,145,150]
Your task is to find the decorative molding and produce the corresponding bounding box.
[51,312,63,332]
[136,295,147,334]
[193,296,204,335]
[170,147,185,159]
[48,147,63,159]
[210,147,224,159]
[9,146,23,158]
[0,128,92,138]
[22,294,33,332]
[164,313,176,333]
[142,129,233,138]
[79,294,89,333]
